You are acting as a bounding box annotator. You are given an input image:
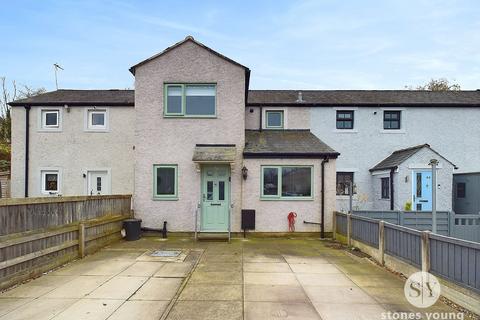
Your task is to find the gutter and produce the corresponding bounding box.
[24,106,30,197]
[321,158,329,238]
[243,152,340,159]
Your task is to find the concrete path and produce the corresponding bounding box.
[0,237,463,320]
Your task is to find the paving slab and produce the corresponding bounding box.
[44,275,111,298]
[312,302,387,320]
[0,298,33,317]
[189,271,242,285]
[245,284,309,302]
[120,262,165,277]
[243,262,291,273]
[81,260,133,276]
[348,274,405,288]
[167,301,242,320]
[88,276,147,299]
[200,254,242,263]
[0,298,77,320]
[334,262,392,275]
[290,263,341,274]
[195,262,242,272]
[303,285,378,304]
[245,301,321,320]
[243,254,284,263]
[49,260,102,276]
[283,255,330,264]
[360,286,409,304]
[23,275,77,287]
[296,273,356,287]
[52,298,123,320]
[179,284,242,301]
[0,283,56,298]
[108,300,169,320]
[130,277,182,300]
[153,262,194,278]
[244,272,299,285]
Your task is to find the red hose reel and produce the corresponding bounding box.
[287,212,297,232]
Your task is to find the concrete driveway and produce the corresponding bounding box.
[0,237,464,320]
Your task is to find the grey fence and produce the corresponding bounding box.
[351,215,379,248]
[353,210,479,242]
[335,212,480,294]
[384,223,422,268]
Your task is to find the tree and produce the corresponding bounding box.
[0,77,46,171]
[406,78,461,91]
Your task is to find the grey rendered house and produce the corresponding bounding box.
[9,36,480,233]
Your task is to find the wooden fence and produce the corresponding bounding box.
[0,195,132,290]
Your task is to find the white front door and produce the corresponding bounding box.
[87,171,111,195]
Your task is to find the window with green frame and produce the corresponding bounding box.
[164,84,216,117]
[265,110,284,128]
[261,166,313,199]
[153,165,178,200]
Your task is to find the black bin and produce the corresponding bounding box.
[123,218,142,241]
[241,210,255,230]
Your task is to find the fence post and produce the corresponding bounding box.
[347,213,352,247]
[378,221,385,265]
[78,223,86,258]
[421,231,430,272]
[332,212,337,240]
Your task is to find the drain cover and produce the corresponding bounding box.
[150,250,182,257]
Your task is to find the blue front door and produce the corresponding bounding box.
[412,171,432,211]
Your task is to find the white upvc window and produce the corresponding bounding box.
[40,168,62,195]
[85,108,109,131]
[39,108,62,131]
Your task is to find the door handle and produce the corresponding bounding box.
[210,203,221,206]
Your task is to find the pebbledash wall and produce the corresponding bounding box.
[133,40,246,232]
[310,106,480,211]
[10,106,134,198]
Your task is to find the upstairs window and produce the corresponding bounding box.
[41,110,59,129]
[456,182,466,198]
[336,110,354,129]
[86,109,108,131]
[265,110,284,129]
[336,172,354,195]
[164,84,216,117]
[384,111,401,130]
[381,177,390,199]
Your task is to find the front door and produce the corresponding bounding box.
[412,171,432,211]
[201,165,230,231]
[87,171,110,195]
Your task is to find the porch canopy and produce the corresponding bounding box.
[192,144,236,163]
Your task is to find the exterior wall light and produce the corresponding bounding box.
[241,166,248,180]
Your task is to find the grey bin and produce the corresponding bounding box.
[123,218,142,241]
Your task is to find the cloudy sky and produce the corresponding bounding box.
[1,0,479,91]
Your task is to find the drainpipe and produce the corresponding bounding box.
[24,106,31,197]
[321,158,329,238]
[390,168,395,210]
[259,106,263,131]
[429,159,439,233]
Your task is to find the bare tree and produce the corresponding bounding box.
[406,78,461,91]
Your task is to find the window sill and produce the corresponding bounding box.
[163,115,217,119]
[260,197,314,201]
[38,128,62,132]
[336,195,355,199]
[152,197,179,201]
[381,129,405,134]
[84,129,109,133]
[333,129,358,134]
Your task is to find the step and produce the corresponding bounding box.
[196,232,230,241]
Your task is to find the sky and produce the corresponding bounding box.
[1,0,480,92]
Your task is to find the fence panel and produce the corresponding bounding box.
[402,211,450,235]
[452,215,480,242]
[384,223,422,267]
[429,233,480,294]
[353,210,399,225]
[351,215,379,248]
[336,213,348,236]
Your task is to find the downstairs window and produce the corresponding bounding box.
[261,166,312,199]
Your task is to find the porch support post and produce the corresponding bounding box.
[429,159,438,234]
[378,221,385,265]
[421,230,431,272]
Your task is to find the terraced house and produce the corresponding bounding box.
[9,37,480,234]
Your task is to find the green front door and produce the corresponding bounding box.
[201,165,230,231]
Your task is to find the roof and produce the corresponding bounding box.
[192,144,236,163]
[9,89,134,107]
[129,36,249,75]
[244,130,339,158]
[247,90,480,107]
[370,144,457,171]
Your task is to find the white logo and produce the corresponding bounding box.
[404,272,441,308]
